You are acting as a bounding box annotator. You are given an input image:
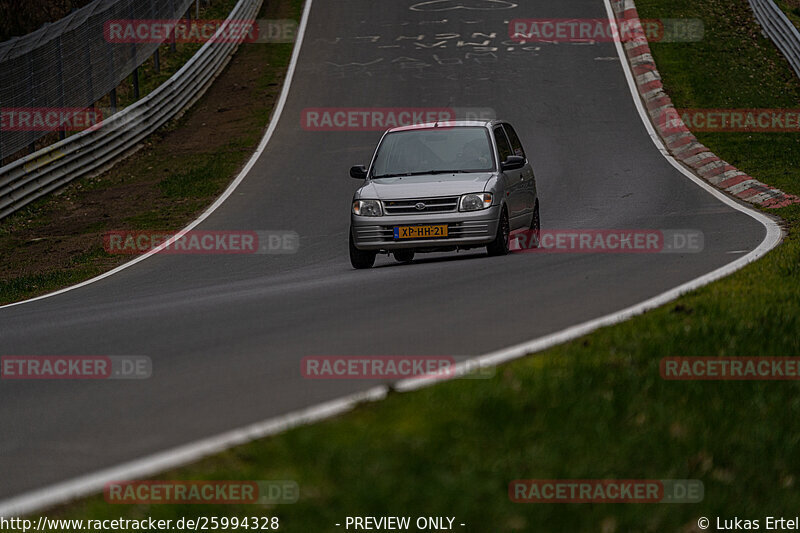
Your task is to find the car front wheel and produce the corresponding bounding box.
[349,231,376,269]
[528,200,540,249]
[394,250,415,263]
[487,208,510,256]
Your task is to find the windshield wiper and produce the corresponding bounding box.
[372,171,436,178]
[373,170,477,178]
[424,169,492,174]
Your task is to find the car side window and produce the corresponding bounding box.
[494,126,513,163]
[503,124,526,159]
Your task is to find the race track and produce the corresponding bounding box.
[0,0,768,502]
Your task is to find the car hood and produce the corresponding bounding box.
[359,173,494,199]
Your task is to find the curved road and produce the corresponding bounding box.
[0,0,768,502]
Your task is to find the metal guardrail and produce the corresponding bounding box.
[749,0,800,78]
[0,0,263,220]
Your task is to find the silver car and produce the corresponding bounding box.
[348,120,540,269]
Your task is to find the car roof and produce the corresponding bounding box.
[387,119,502,133]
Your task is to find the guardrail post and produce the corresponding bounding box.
[170,0,177,52]
[24,54,37,160]
[132,67,140,99]
[149,0,161,74]
[56,36,66,141]
[104,29,116,114]
[85,41,95,103]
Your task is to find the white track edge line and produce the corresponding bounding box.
[0,386,387,517]
[0,0,312,312]
[0,0,785,517]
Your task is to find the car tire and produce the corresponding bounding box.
[394,250,415,263]
[487,208,510,256]
[349,231,376,269]
[528,200,540,249]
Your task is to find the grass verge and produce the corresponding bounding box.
[8,0,800,531]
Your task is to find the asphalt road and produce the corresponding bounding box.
[0,0,767,500]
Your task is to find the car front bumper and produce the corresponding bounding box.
[351,206,501,251]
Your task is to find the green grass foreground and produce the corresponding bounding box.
[11,0,800,531]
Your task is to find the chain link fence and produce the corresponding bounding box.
[0,0,263,220]
[0,0,195,161]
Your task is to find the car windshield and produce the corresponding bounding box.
[371,127,495,178]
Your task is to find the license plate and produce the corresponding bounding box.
[393,225,448,240]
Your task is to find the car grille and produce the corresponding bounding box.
[355,221,491,243]
[383,196,459,215]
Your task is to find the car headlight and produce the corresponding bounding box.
[459,193,493,211]
[352,199,383,217]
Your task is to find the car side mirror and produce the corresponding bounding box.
[501,155,525,171]
[350,165,368,179]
